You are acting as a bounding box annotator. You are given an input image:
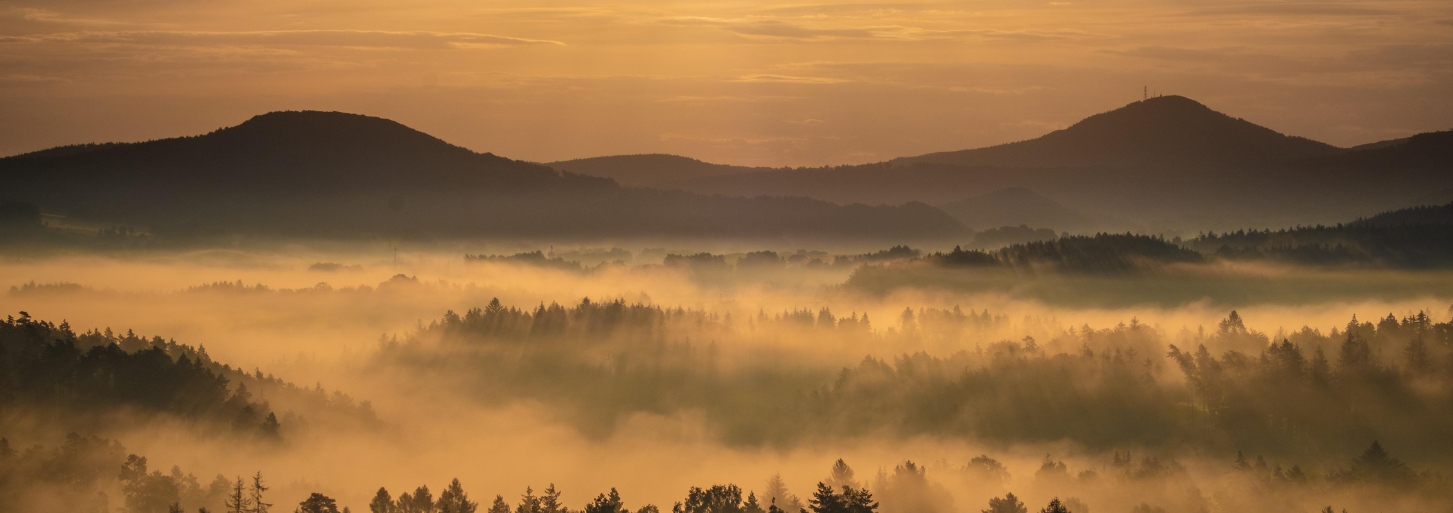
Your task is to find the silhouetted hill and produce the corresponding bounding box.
[3,110,594,203]
[1300,130,1452,176]
[1180,202,1453,268]
[0,111,966,240]
[895,95,1340,169]
[547,154,766,188]
[939,187,1092,231]
[1353,201,1453,228]
[652,98,1450,230]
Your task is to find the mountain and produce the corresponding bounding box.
[645,97,1450,230]
[894,95,1341,169]
[0,111,966,241]
[547,154,766,188]
[939,187,1092,231]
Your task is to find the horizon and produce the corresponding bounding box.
[3,0,1451,167]
[4,94,1436,168]
[4,3,1453,513]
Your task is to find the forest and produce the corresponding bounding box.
[4,284,1451,512]
[3,0,1451,509]
[3,162,1452,513]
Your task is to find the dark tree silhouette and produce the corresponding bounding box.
[584,489,626,513]
[297,493,342,513]
[1037,499,1069,513]
[438,479,478,513]
[982,493,1026,513]
[226,477,251,513]
[251,472,272,513]
[674,485,743,513]
[370,488,395,513]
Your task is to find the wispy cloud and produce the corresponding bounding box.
[655,95,804,102]
[1181,3,1399,17]
[732,74,847,84]
[0,29,564,49]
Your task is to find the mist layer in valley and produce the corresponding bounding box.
[3,241,1451,513]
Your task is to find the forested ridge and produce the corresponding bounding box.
[1181,201,1453,268]
[0,111,965,240]
[3,303,1451,512]
[0,313,378,438]
[372,299,1453,464]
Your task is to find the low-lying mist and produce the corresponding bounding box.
[2,246,1451,513]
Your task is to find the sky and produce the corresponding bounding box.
[1,0,1450,167]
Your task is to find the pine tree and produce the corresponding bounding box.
[584,489,625,513]
[487,496,509,513]
[743,493,763,513]
[298,493,341,513]
[1038,499,1069,513]
[250,472,271,513]
[226,476,252,513]
[982,493,1026,513]
[763,475,801,513]
[438,479,478,513]
[371,488,395,513]
[516,487,541,513]
[826,460,856,490]
[840,487,875,513]
[411,486,435,513]
[540,485,565,513]
[808,484,842,513]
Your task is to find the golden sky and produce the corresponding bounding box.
[1,0,1450,166]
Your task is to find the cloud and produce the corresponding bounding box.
[732,74,847,84]
[755,3,929,16]
[726,20,877,40]
[1107,44,1453,78]
[1181,3,1399,17]
[655,95,805,103]
[886,27,1108,42]
[653,16,1103,44]
[0,29,564,49]
[6,6,125,25]
[656,17,875,41]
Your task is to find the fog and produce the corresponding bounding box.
[2,245,1451,513]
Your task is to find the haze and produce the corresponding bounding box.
[4,0,1453,166]
[4,1,1453,513]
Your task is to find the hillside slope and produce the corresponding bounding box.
[652,98,1449,230]
[0,112,966,241]
[547,154,766,188]
[895,95,1341,169]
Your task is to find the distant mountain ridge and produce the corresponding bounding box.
[5,111,585,193]
[0,111,966,240]
[894,95,1341,169]
[547,154,768,188]
[573,97,1450,231]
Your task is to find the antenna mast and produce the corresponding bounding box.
[1143,86,1147,101]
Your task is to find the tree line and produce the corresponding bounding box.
[7,437,1400,513]
[378,301,1453,460]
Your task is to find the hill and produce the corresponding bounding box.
[1188,201,1453,268]
[0,111,966,241]
[547,154,767,188]
[895,95,1341,169]
[1354,200,1453,228]
[644,97,1451,230]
